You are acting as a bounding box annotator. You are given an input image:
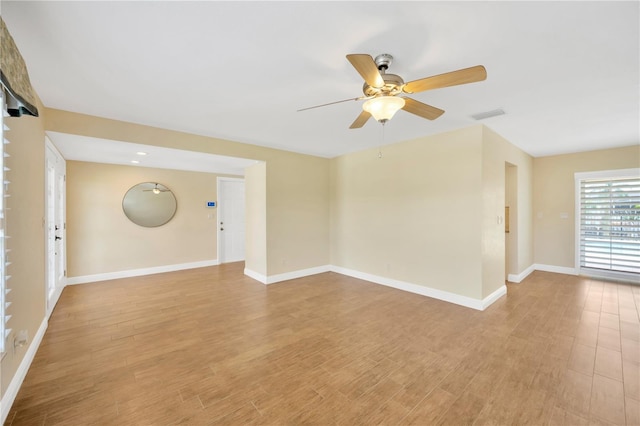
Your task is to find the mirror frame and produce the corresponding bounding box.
[122,182,177,228]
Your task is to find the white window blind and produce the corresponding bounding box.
[1,90,11,354]
[578,171,640,277]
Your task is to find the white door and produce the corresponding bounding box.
[45,138,66,315]
[217,178,245,263]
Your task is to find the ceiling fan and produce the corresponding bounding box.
[143,183,171,195]
[299,53,487,129]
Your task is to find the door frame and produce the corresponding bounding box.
[216,176,245,264]
[44,137,66,317]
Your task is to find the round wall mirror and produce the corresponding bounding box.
[122,182,177,227]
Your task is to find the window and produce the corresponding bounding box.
[576,169,640,280]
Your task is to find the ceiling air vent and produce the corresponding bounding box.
[471,108,505,120]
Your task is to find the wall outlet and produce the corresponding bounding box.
[14,329,28,350]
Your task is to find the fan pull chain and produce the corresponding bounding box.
[378,121,385,159]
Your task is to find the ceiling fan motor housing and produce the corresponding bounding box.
[362,73,405,97]
[363,54,405,97]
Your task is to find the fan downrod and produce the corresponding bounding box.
[374,53,393,71]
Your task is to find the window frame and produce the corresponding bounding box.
[575,168,640,282]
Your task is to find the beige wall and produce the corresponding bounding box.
[1,103,46,397]
[533,145,640,268]
[481,131,506,298]
[66,161,229,277]
[245,161,267,276]
[330,125,534,301]
[44,108,330,277]
[481,126,534,294]
[330,126,485,299]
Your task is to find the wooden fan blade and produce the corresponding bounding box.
[297,97,364,112]
[346,54,384,88]
[349,110,371,129]
[401,97,445,120]
[403,65,487,94]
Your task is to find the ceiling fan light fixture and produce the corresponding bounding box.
[363,96,405,122]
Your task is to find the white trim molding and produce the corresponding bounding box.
[330,266,505,311]
[245,264,506,310]
[66,259,219,285]
[1,318,48,425]
[482,285,508,310]
[46,283,65,318]
[577,268,639,285]
[507,264,536,283]
[244,268,267,284]
[534,264,578,276]
[244,265,331,285]
[574,168,640,283]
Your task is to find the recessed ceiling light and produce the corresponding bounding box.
[136,151,148,156]
[131,160,140,164]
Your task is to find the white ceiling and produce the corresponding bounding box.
[3,1,639,163]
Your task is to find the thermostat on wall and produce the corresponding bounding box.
[207,201,216,208]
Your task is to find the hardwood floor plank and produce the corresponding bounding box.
[402,387,456,425]
[599,313,620,331]
[435,389,486,426]
[621,337,640,365]
[7,264,639,425]
[549,406,590,425]
[593,346,623,381]
[555,369,593,414]
[568,343,597,376]
[622,358,640,401]
[625,397,640,426]
[620,321,640,342]
[589,374,626,425]
[598,326,622,351]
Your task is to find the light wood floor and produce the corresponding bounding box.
[6,263,640,425]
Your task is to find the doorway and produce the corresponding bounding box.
[45,137,66,315]
[505,162,517,280]
[217,177,246,263]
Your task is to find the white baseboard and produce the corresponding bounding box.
[330,266,504,311]
[507,264,536,283]
[265,265,331,284]
[482,285,508,310]
[1,318,48,425]
[244,265,331,285]
[534,264,578,276]
[245,263,505,310]
[244,268,267,284]
[46,284,65,318]
[66,259,219,285]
